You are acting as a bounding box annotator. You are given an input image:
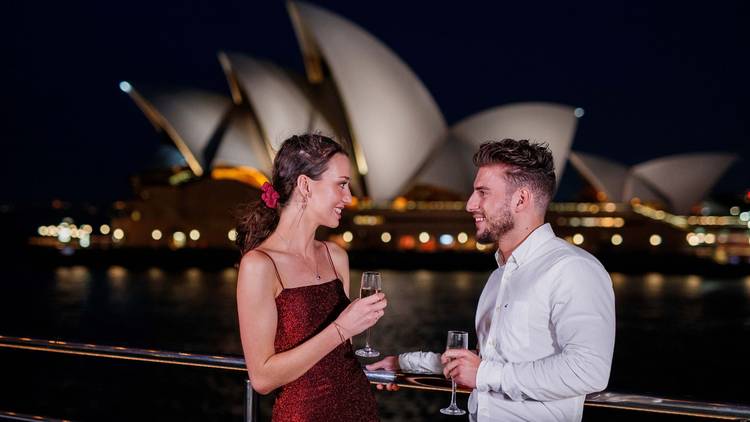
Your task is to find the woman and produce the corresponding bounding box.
[236,134,384,421]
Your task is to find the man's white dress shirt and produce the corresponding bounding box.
[399,224,616,421]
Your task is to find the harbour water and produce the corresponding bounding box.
[1,265,749,421]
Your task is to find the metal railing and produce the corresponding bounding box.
[1,335,749,421]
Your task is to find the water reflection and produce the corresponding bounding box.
[610,272,626,291]
[107,265,129,303]
[107,266,128,283]
[54,266,92,301]
[414,270,433,289]
[644,273,664,298]
[684,275,702,298]
[221,267,238,283]
[185,267,202,283]
[454,272,472,291]
[147,267,165,282]
[3,266,750,420]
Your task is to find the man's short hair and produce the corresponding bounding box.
[473,139,556,207]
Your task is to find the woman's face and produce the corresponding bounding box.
[307,153,352,228]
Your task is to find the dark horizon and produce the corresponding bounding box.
[4,1,749,203]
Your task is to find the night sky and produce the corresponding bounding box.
[4,1,749,202]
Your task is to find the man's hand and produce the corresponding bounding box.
[366,356,400,391]
[441,349,480,389]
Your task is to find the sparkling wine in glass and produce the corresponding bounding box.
[355,271,382,358]
[440,330,469,416]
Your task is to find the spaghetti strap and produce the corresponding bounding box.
[321,242,341,280]
[255,249,285,289]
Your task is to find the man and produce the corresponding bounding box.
[368,139,615,421]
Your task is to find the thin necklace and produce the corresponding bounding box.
[279,232,321,281]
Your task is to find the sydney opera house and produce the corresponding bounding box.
[35,2,748,266]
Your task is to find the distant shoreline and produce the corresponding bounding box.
[8,245,750,278]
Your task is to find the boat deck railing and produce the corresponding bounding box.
[1,335,749,421]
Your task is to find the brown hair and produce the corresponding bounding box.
[236,134,347,254]
[473,139,556,207]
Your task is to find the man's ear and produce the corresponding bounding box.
[514,187,532,212]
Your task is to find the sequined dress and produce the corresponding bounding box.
[256,245,379,422]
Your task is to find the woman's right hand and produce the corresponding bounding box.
[335,292,387,337]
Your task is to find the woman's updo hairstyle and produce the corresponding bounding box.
[236,134,347,254]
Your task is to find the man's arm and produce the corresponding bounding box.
[476,258,615,401]
[368,351,444,391]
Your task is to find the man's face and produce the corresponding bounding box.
[465,165,515,244]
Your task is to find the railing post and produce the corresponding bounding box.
[244,379,258,422]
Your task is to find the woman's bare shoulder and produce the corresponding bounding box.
[322,241,348,263]
[237,249,281,294]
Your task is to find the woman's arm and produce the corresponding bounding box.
[237,250,386,394]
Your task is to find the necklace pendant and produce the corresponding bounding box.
[316,274,321,280]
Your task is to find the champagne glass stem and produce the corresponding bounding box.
[450,379,457,407]
[364,327,371,350]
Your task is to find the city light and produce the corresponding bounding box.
[342,231,353,243]
[151,229,162,240]
[649,234,662,246]
[572,233,584,245]
[418,232,430,243]
[119,81,132,93]
[113,228,124,241]
[189,229,200,241]
[457,232,468,244]
[228,229,237,242]
[611,234,623,246]
[439,234,454,246]
[574,107,585,118]
[58,225,72,243]
[79,233,90,248]
[353,215,383,225]
[100,224,111,235]
[687,233,700,246]
[380,232,391,243]
[173,231,186,248]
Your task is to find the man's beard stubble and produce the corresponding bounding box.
[476,205,514,244]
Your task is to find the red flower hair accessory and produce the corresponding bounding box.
[261,182,280,209]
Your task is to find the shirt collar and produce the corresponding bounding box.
[494,223,555,269]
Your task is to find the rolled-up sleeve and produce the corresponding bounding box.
[500,258,615,402]
[398,351,443,374]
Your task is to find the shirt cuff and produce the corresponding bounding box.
[398,351,443,374]
[476,359,504,393]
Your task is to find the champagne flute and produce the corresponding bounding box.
[440,330,469,416]
[355,271,382,357]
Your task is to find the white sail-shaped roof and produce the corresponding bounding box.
[125,86,232,176]
[622,174,666,204]
[125,85,271,175]
[569,151,629,201]
[627,153,738,214]
[219,52,334,151]
[288,1,447,201]
[412,136,476,195]
[451,103,578,185]
[212,108,272,173]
